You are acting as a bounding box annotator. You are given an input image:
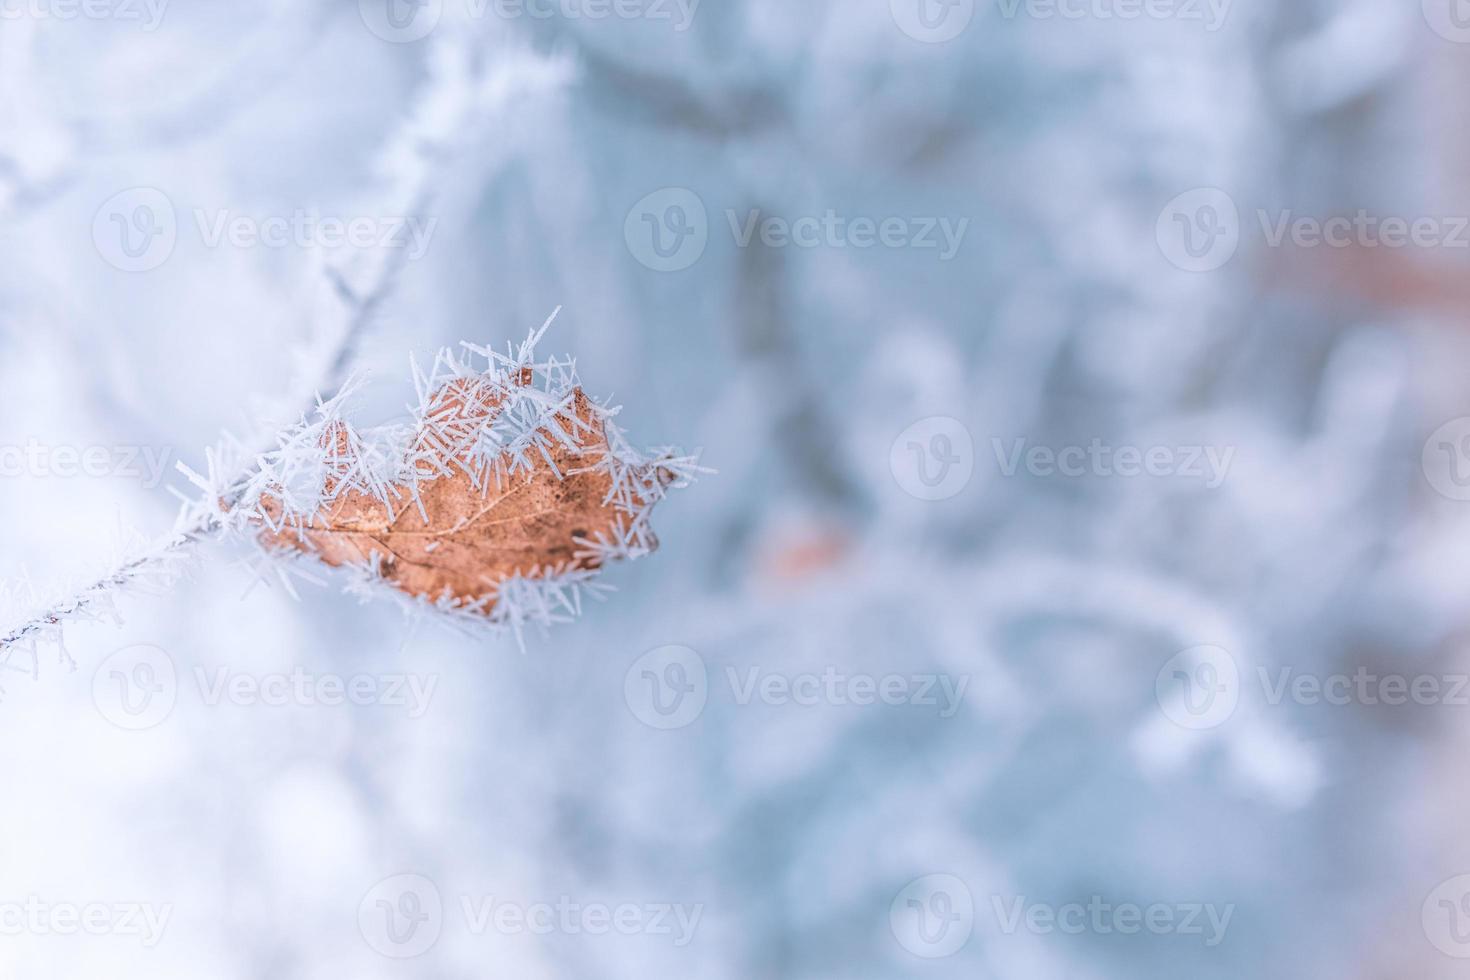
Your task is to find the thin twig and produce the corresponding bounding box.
[0,39,573,655]
[0,265,394,652]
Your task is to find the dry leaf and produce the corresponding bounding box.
[234,324,698,632]
[258,373,672,616]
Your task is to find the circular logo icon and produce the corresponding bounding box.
[92,644,177,731]
[624,645,708,730]
[890,874,974,958]
[359,874,443,958]
[890,0,976,42]
[890,417,974,501]
[624,188,708,272]
[359,0,442,42]
[1156,187,1240,272]
[92,187,177,273]
[1423,418,1470,501]
[1155,645,1239,730]
[1423,874,1470,957]
[1424,0,1470,43]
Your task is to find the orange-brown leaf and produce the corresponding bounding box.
[257,377,659,615]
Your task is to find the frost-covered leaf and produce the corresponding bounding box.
[258,382,671,612]
[231,317,700,635]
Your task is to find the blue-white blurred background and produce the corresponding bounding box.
[5,0,1470,976]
